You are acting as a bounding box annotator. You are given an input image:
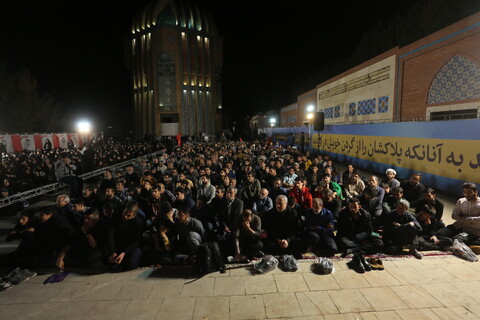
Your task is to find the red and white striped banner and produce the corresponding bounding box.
[0,132,98,153]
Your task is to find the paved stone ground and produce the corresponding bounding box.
[1,253,480,320]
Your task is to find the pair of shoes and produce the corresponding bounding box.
[5,267,21,279]
[409,248,422,260]
[368,258,385,270]
[358,253,372,271]
[9,268,37,285]
[0,278,12,291]
[347,253,368,273]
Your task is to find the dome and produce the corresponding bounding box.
[132,0,219,35]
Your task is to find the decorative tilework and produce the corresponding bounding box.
[428,55,480,104]
[197,91,204,132]
[158,79,175,108]
[378,96,389,113]
[189,90,197,134]
[358,98,376,115]
[182,90,189,134]
[334,105,340,118]
[206,91,213,134]
[324,107,334,119]
[349,103,356,116]
[158,54,176,111]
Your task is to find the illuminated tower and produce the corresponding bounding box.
[125,0,223,137]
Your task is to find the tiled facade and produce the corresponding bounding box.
[126,0,223,136]
[357,98,377,115]
[271,13,480,129]
[427,55,480,105]
[398,13,480,121]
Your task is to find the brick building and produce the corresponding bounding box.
[397,13,480,121]
[274,12,479,129]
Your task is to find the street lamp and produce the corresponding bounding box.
[77,121,92,134]
[307,105,315,112]
[269,117,276,127]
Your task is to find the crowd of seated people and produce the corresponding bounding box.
[0,138,165,210]
[1,139,479,274]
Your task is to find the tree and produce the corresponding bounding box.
[0,58,61,133]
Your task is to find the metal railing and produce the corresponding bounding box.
[0,150,164,208]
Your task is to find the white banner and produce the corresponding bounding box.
[20,135,36,151]
[0,135,13,153]
[58,133,68,149]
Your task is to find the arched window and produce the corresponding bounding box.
[158,54,176,112]
[158,54,175,77]
[427,55,480,105]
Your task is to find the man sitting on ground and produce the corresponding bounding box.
[107,201,144,271]
[415,187,444,222]
[233,209,263,261]
[303,198,337,257]
[252,188,273,215]
[173,205,205,262]
[383,198,423,259]
[261,195,299,257]
[288,177,313,214]
[57,209,107,269]
[336,198,382,255]
[416,205,451,251]
[401,172,425,208]
[437,182,480,245]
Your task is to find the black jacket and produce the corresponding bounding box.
[217,197,244,230]
[107,215,144,256]
[262,207,298,243]
[336,207,372,239]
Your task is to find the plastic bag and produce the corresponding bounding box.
[279,254,298,272]
[451,239,478,262]
[43,272,69,284]
[253,255,279,273]
[311,257,334,274]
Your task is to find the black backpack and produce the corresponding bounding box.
[195,242,226,275]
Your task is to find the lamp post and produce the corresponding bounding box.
[306,113,314,151]
[77,120,92,146]
[77,121,92,134]
[269,117,276,127]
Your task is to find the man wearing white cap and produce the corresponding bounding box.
[384,168,400,189]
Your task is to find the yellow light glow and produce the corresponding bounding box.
[307,113,314,119]
[77,121,92,134]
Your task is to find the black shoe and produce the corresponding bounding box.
[346,253,365,273]
[409,248,422,259]
[358,253,372,271]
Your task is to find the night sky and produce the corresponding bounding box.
[0,0,477,134]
